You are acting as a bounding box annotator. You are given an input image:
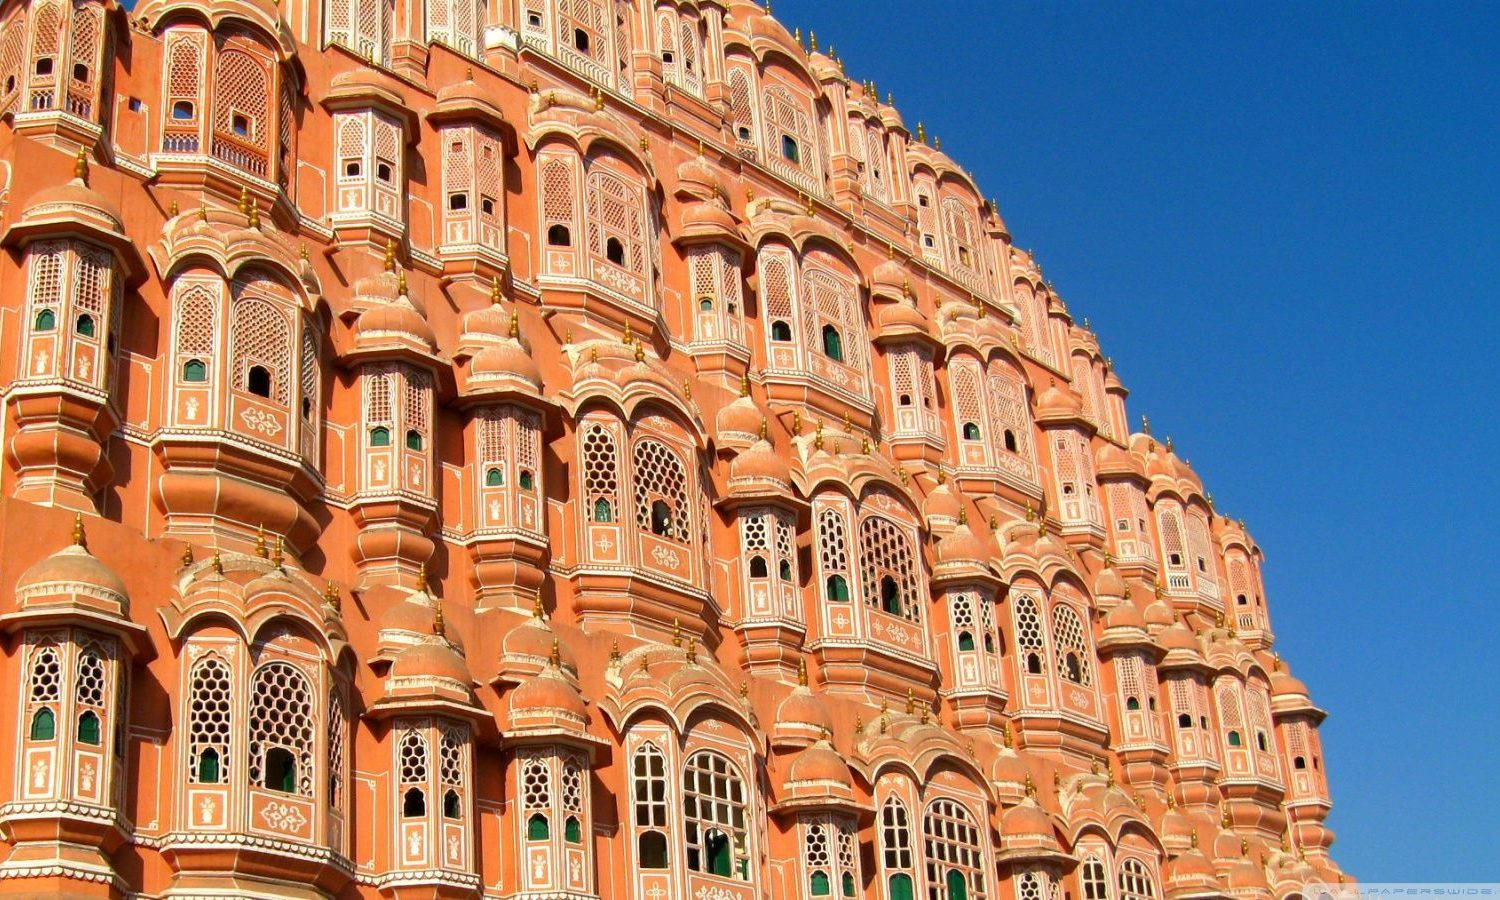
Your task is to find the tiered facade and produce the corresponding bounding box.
[0,0,1347,896]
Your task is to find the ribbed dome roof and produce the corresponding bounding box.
[716,393,763,440]
[775,685,833,735]
[1001,798,1055,839]
[17,544,127,601]
[729,438,792,488]
[511,665,587,718]
[353,295,437,351]
[390,639,471,685]
[470,340,542,387]
[785,740,852,789]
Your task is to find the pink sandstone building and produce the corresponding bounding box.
[0,0,1348,896]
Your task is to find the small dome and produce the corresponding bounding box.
[20,176,124,233]
[1164,847,1218,882]
[1228,855,1271,891]
[1143,598,1176,628]
[729,438,792,488]
[991,751,1029,792]
[924,480,962,522]
[502,616,579,672]
[676,153,721,197]
[875,299,931,339]
[390,639,471,686]
[1159,622,1199,653]
[775,685,833,735]
[871,258,907,299]
[680,199,742,240]
[785,740,852,790]
[936,521,988,566]
[716,393,763,442]
[379,593,436,635]
[1104,598,1145,631]
[460,301,511,343]
[1094,565,1128,602]
[1271,668,1310,699]
[1095,442,1140,477]
[353,295,437,351]
[470,339,542,389]
[1001,798,1055,840]
[511,665,587,719]
[1035,382,1084,420]
[17,543,128,603]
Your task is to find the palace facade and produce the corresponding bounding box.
[0,0,1347,896]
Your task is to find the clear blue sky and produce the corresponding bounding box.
[773,0,1500,880]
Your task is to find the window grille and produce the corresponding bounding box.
[586,167,646,275]
[1118,859,1157,900]
[922,798,987,899]
[632,438,690,542]
[631,742,667,828]
[187,655,232,783]
[858,513,920,622]
[1014,594,1046,674]
[1082,855,1110,900]
[247,661,314,796]
[230,288,292,406]
[1052,603,1093,686]
[683,750,749,880]
[880,796,912,870]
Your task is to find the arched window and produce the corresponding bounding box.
[248,662,314,797]
[369,426,391,446]
[1052,604,1093,686]
[1118,858,1157,900]
[890,874,915,900]
[922,799,986,900]
[247,364,272,397]
[749,556,769,578]
[1014,594,1046,677]
[486,467,504,486]
[781,134,800,163]
[230,288,292,407]
[1177,713,1192,728]
[771,320,792,341]
[958,632,975,652]
[586,167,646,277]
[582,421,619,525]
[182,359,207,382]
[879,796,913,874]
[779,559,793,580]
[858,512,920,623]
[1082,854,1110,900]
[633,438,691,545]
[34,309,56,331]
[75,313,95,337]
[1227,730,1242,747]
[821,324,843,361]
[1126,696,1141,711]
[632,742,669,868]
[826,574,849,602]
[1294,755,1307,770]
[77,710,101,744]
[962,422,981,440]
[399,729,428,816]
[548,223,571,246]
[188,655,232,784]
[683,750,749,880]
[606,236,625,265]
[29,707,55,741]
[522,754,551,840]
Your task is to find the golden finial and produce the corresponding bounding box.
[1141,414,1152,436]
[272,536,285,568]
[792,27,801,43]
[255,526,269,558]
[609,639,621,663]
[682,380,692,400]
[957,508,968,526]
[169,200,179,216]
[383,238,397,272]
[71,512,86,547]
[758,418,768,441]
[180,546,194,568]
[905,687,915,715]
[797,656,808,686]
[671,618,683,648]
[622,321,633,345]
[934,136,942,151]
[509,311,520,340]
[639,136,650,152]
[199,203,209,221]
[887,91,895,105]
[299,243,308,260]
[396,268,408,296]
[1025,503,1036,523]
[1190,832,1199,850]
[634,340,646,363]
[813,420,824,451]
[212,550,224,575]
[1240,839,1249,857]
[739,680,749,699]
[639,653,650,674]
[549,638,561,668]
[74,147,89,182]
[490,275,502,304]
[792,410,802,434]
[247,197,260,229]
[740,373,751,397]
[432,596,446,637]
[416,563,428,593]
[854,713,863,732]
[324,581,340,611]
[989,514,998,530]
[965,738,975,757]
[808,31,817,52]
[685,638,696,663]
[916,122,927,144]
[1166,794,1176,809]
[1024,773,1036,798]
[589,347,599,363]
[1222,807,1232,828]
[1001,724,1012,749]
[803,193,815,217]
[237,185,251,218]
[1053,771,1062,792]
[1165,437,1174,453]
[861,436,870,454]
[919,703,929,725]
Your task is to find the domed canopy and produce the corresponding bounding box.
[729,438,793,494]
[390,638,472,686]
[716,392,764,445]
[2,518,146,654]
[17,544,128,607]
[511,664,587,720]
[352,294,438,356]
